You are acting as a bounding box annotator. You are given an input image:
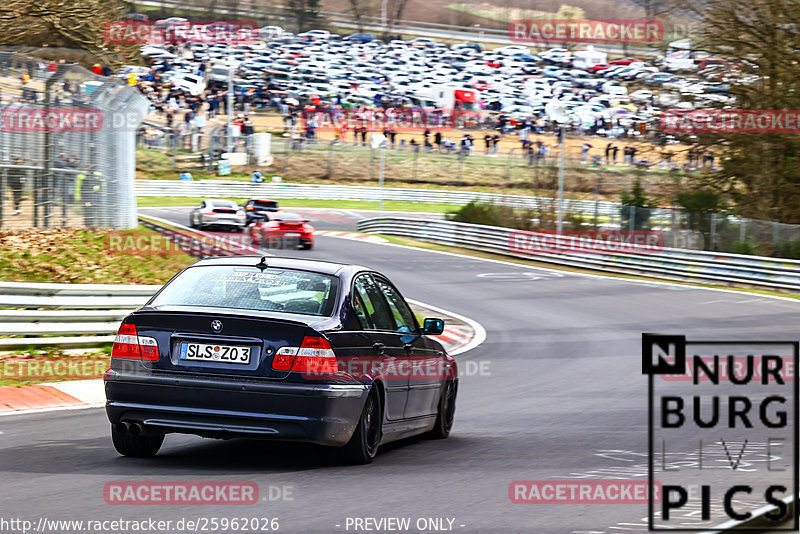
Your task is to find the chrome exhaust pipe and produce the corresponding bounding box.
[115,422,130,434]
[129,423,145,435]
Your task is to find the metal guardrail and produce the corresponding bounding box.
[356,217,800,292]
[135,179,620,216]
[0,283,153,348]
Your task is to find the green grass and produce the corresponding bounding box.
[137,196,456,213]
[0,226,195,284]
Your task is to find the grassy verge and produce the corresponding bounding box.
[137,196,455,213]
[0,226,196,376]
[376,234,800,300]
[0,350,109,387]
[0,226,195,284]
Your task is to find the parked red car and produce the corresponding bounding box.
[249,212,314,250]
[609,57,640,65]
[588,63,611,72]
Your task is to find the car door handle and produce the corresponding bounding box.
[373,342,385,354]
[404,343,415,354]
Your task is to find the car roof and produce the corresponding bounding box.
[189,256,369,277]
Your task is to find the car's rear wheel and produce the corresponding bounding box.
[428,379,457,439]
[301,243,313,250]
[341,389,382,464]
[111,424,164,458]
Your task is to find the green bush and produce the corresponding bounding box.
[773,240,800,259]
[446,201,535,230]
[732,242,756,255]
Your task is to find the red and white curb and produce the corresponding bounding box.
[407,299,487,357]
[0,379,104,416]
[314,230,387,244]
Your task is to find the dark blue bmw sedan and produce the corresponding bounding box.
[105,256,457,463]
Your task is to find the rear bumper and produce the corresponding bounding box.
[105,371,369,446]
[200,217,245,227]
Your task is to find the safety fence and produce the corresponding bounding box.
[135,179,800,256]
[356,217,800,292]
[0,51,149,230]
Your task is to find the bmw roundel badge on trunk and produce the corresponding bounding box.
[211,320,223,332]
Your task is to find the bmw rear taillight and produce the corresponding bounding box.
[272,336,337,374]
[111,322,159,361]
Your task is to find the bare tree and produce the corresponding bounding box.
[386,0,411,35]
[668,0,800,223]
[0,0,138,66]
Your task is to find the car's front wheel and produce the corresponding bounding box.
[111,424,164,458]
[341,389,382,464]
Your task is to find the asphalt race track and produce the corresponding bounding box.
[3,206,800,533]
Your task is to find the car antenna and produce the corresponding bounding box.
[256,257,269,271]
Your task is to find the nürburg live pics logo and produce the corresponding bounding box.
[643,333,798,531]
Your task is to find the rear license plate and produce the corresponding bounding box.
[284,232,301,237]
[179,342,251,364]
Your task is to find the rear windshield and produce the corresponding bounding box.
[253,200,278,209]
[210,201,237,208]
[150,266,339,316]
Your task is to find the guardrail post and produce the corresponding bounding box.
[629,205,635,231]
[506,148,516,181]
[773,220,780,251]
[327,140,338,179]
[672,208,678,248]
[709,213,717,251]
[369,146,375,182]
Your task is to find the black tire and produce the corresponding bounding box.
[301,243,313,250]
[189,214,197,228]
[428,379,457,439]
[111,425,164,458]
[341,389,382,464]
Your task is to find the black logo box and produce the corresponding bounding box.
[643,334,799,532]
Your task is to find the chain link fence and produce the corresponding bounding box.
[0,51,149,230]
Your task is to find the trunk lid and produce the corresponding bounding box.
[131,308,323,379]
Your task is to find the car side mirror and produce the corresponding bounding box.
[421,317,444,335]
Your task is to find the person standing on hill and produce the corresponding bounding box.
[8,157,26,215]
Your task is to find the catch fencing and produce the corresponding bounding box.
[135,179,800,256]
[0,51,149,230]
[356,217,800,292]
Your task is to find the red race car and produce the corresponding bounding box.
[248,212,314,250]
